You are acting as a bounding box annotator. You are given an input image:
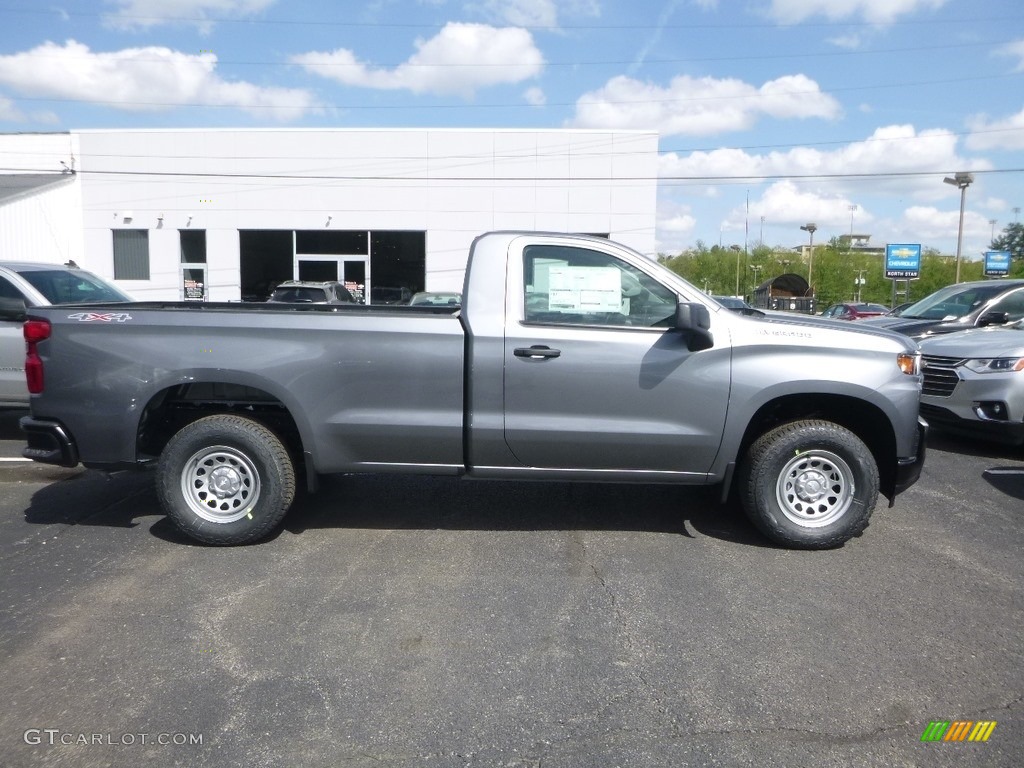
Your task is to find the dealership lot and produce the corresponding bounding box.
[0,409,1021,767]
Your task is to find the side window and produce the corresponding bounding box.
[991,290,1024,322]
[523,245,677,328]
[0,276,25,301]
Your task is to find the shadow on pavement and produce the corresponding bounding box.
[0,407,28,440]
[20,467,774,548]
[284,474,773,548]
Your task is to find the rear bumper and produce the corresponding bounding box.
[891,416,928,501]
[20,416,79,467]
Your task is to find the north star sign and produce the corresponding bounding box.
[984,250,1011,277]
[885,244,922,279]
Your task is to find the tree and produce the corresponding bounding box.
[990,222,1024,277]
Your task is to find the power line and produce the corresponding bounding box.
[2,166,1020,183]
[6,39,1012,69]
[1,5,1021,30]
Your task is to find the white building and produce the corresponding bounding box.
[0,128,658,303]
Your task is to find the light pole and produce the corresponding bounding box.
[729,244,741,295]
[800,223,817,292]
[943,172,973,283]
[749,263,762,295]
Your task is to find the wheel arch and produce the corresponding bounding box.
[136,380,312,488]
[731,393,898,501]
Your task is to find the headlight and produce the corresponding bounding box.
[897,352,920,375]
[962,357,1024,373]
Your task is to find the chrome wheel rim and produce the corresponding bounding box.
[180,445,261,523]
[776,450,854,528]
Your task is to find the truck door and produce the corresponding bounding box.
[502,242,730,476]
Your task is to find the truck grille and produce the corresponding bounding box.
[921,355,963,397]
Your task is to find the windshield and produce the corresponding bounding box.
[899,283,1010,320]
[21,269,131,304]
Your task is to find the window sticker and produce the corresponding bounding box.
[547,266,622,313]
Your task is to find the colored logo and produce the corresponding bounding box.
[921,720,997,742]
[66,312,133,323]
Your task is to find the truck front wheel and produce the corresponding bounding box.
[738,420,879,549]
[156,415,296,545]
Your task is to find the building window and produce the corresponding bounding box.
[113,230,150,280]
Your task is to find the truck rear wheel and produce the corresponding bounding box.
[157,415,295,545]
[738,420,878,549]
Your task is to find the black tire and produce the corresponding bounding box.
[156,415,296,545]
[737,420,879,549]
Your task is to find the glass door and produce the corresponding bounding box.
[294,256,368,303]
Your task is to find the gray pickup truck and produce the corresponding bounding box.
[14,232,926,549]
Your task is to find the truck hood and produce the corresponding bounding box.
[917,324,1024,358]
[736,309,918,352]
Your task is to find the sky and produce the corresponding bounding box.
[0,0,1022,258]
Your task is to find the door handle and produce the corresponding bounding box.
[514,345,561,359]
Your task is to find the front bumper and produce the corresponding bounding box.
[891,416,928,502]
[20,416,79,467]
[920,402,1024,445]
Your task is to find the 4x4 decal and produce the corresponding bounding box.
[67,312,133,323]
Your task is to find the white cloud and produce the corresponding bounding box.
[659,124,980,197]
[0,95,25,122]
[471,0,601,27]
[570,73,840,136]
[901,205,993,243]
[767,0,948,25]
[995,38,1024,72]
[475,0,557,27]
[523,86,546,106]
[966,108,1024,151]
[0,40,317,120]
[104,0,275,32]
[292,23,544,97]
[655,201,697,253]
[721,181,870,232]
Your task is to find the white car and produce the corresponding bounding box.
[918,320,1024,445]
[0,262,131,407]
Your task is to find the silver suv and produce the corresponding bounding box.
[0,261,131,407]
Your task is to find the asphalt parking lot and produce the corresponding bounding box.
[0,408,1021,768]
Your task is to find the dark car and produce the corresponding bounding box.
[267,281,357,304]
[371,286,413,305]
[820,302,889,320]
[712,295,762,316]
[859,279,1024,340]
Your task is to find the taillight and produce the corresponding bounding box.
[24,319,50,394]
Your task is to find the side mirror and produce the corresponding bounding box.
[978,310,1010,327]
[674,302,714,351]
[0,297,26,323]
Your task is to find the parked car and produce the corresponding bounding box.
[409,291,462,307]
[0,261,132,407]
[820,302,889,320]
[370,286,413,305]
[859,279,1024,340]
[918,320,1024,445]
[267,281,356,304]
[711,295,761,316]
